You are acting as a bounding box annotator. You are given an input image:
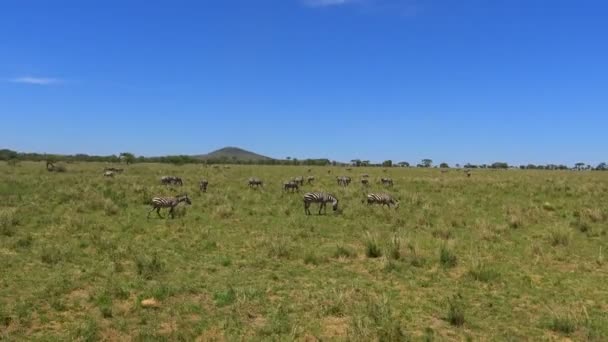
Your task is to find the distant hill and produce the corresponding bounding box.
[196,147,273,161]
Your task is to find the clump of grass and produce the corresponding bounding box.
[583,208,604,223]
[407,243,426,268]
[542,202,556,211]
[388,234,401,260]
[365,233,382,258]
[213,204,234,219]
[267,239,291,259]
[40,247,64,265]
[71,317,98,341]
[213,287,236,307]
[445,295,465,327]
[303,252,321,266]
[439,245,457,268]
[95,292,113,318]
[432,227,454,240]
[14,234,33,249]
[349,296,407,341]
[469,261,500,283]
[136,253,165,280]
[570,217,591,233]
[0,209,18,236]
[548,226,571,246]
[103,199,119,216]
[333,245,356,259]
[508,214,523,229]
[548,313,576,334]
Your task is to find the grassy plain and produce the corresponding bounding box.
[1,161,607,341]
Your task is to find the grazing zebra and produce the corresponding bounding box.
[283,181,299,192]
[306,176,315,184]
[147,194,192,219]
[292,176,304,186]
[366,193,399,208]
[104,167,124,173]
[248,177,263,188]
[337,176,351,187]
[199,179,209,192]
[380,177,394,187]
[103,171,114,177]
[303,192,339,215]
[161,176,183,186]
[361,178,369,186]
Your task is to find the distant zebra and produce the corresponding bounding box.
[283,181,299,192]
[337,176,351,187]
[292,176,304,186]
[161,176,183,186]
[103,171,115,177]
[303,192,339,215]
[306,176,315,184]
[366,193,399,208]
[104,167,124,173]
[248,177,263,188]
[147,194,192,219]
[361,178,369,186]
[465,169,472,177]
[361,174,369,178]
[380,177,393,187]
[199,179,209,192]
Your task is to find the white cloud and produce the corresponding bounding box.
[10,76,62,85]
[303,0,356,7]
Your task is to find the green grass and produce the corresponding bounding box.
[1,161,607,340]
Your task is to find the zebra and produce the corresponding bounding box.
[303,192,339,215]
[380,177,394,187]
[103,171,115,177]
[283,181,299,192]
[465,169,472,177]
[104,167,124,173]
[306,176,315,184]
[337,176,351,187]
[365,193,399,208]
[161,176,183,186]
[147,194,192,219]
[248,177,263,188]
[199,179,209,192]
[361,178,369,186]
[292,176,304,186]
[361,174,369,178]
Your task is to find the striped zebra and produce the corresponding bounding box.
[361,178,369,186]
[248,177,263,188]
[380,177,393,187]
[337,176,351,187]
[366,193,399,208]
[303,192,339,215]
[199,179,209,193]
[147,194,192,219]
[103,171,115,177]
[292,176,304,186]
[104,167,124,173]
[283,181,299,192]
[306,176,315,184]
[161,176,183,186]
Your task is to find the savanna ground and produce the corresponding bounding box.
[1,161,607,341]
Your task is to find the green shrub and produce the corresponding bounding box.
[439,245,457,268]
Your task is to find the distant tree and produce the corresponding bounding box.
[490,162,509,169]
[464,163,478,169]
[421,159,432,168]
[574,162,586,171]
[455,163,461,168]
[597,162,607,171]
[439,162,449,168]
[361,160,370,166]
[351,159,362,167]
[382,160,393,167]
[397,161,410,167]
[120,152,136,165]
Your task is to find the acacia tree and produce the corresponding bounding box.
[439,162,449,168]
[421,159,433,168]
[119,152,136,165]
[397,161,410,167]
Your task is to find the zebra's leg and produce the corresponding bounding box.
[304,202,310,215]
[169,207,175,219]
[156,207,163,218]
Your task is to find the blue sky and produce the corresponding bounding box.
[1,0,607,165]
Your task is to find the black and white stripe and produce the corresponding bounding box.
[147,194,192,219]
[303,192,339,215]
[337,176,351,187]
[248,177,263,188]
[283,181,299,192]
[366,193,399,208]
[199,179,209,192]
[161,176,183,186]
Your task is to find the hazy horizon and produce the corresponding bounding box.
[2,1,607,166]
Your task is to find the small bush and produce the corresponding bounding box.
[549,227,571,246]
[333,245,356,259]
[446,296,465,327]
[365,239,382,258]
[136,254,165,280]
[213,287,236,307]
[439,245,457,268]
[388,234,401,260]
[303,252,320,266]
[549,315,576,334]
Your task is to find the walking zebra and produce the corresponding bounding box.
[103,171,115,177]
[365,193,399,208]
[306,176,315,184]
[199,179,209,192]
[303,192,339,215]
[283,181,299,192]
[161,176,183,186]
[292,176,304,186]
[361,178,369,186]
[380,177,393,187]
[248,177,263,188]
[147,194,192,219]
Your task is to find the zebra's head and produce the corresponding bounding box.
[331,196,339,211]
[179,194,192,205]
